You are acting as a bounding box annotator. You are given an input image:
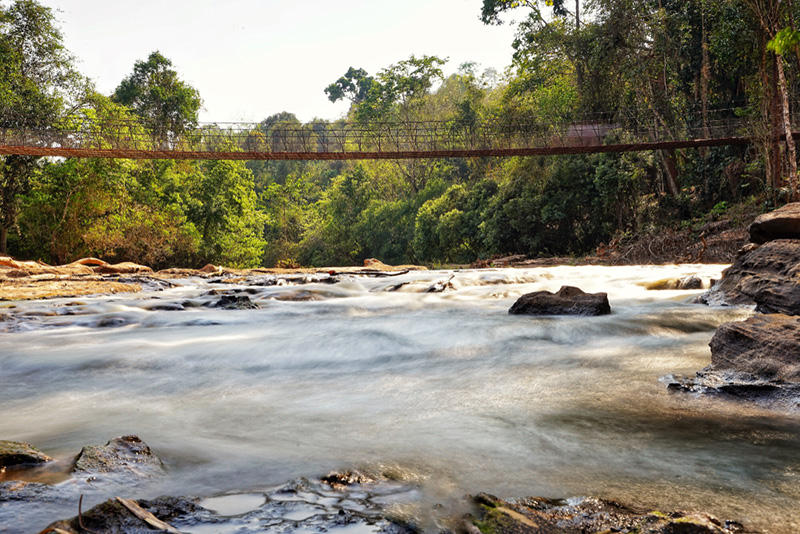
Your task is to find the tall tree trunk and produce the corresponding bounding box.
[771,54,783,195]
[661,150,681,196]
[700,0,711,141]
[575,0,583,92]
[776,54,799,199]
[0,226,7,256]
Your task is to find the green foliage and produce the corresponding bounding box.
[112,51,202,147]
[17,157,200,268]
[186,159,266,268]
[0,0,87,253]
[324,67,378,105]
[7,0,787,268]
[768,28,800,56]
[327,54,447,123]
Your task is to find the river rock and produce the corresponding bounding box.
[470,493,752,534]
[45,496,202,534]
[710,314,800,382]
[43,475,417,534]
[646,275,704,290]
[748,202,800,244]
[0,480,68,502]
[0,440,52,467]
[509,286,610,316]
[213,294,259,309]
[72,435,165,479]
[667,368,800,408]
[93,261,154,275]
[699,239,800,314]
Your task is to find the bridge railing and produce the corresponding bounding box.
[0,109,757,158]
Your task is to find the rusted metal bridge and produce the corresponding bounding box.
[0,109,776,161]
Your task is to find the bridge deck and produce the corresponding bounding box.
[0,112,784,160]
[0,136,755,160]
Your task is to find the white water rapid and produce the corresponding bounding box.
[1,265,798,533]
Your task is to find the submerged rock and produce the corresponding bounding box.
[509,286,611,316]
[470,493,755,534]
[425,275,455,293]
[212,294,259,310]
[0,440,52,467]
[0,480,63,502]
[72,435,165,479]
[748,202,800,244]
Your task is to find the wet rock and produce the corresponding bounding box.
[145,301,186,311]
[698,239,800,314]
[0,440,52,467]
[748,202,800,244]
[470,493,756,534]
[666,368,800,409]
[45,496,202,534]
[509,286,610,316]
[44,475,416,534]
[710,314,800,382]
[95,316,131,328]
[425,275,455,293]
[93,262,153,275]
[0,480,67,502]
[668,315,800,409]
[213,294,259,310]
[72,436,165,479]
[320,469,375,488]
[646,276,704,290]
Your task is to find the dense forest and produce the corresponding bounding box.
[2,0,800,269]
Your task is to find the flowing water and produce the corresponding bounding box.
[1,265,799,533]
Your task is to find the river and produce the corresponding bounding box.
[1,265,798,533]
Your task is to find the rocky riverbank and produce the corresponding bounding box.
[670,203,800,409]
[0,436,759,534]
[0,256,427,301]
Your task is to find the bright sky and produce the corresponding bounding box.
[34,0,519,124]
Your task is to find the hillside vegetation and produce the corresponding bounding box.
[2,0,799,268]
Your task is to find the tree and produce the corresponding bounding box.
[324,67,378,105]
[112,51,202,148]
[0,0,86,254]
[764,6,800,199]
[481,0,584,87]
[326,55,447,123]
[480,0,571,26]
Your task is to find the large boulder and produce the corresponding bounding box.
[699,239,800,314]
[748,202,800,244]
[710,314,800,382]
[509,286,610,316]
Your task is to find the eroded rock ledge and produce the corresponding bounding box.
[684,203,800,408]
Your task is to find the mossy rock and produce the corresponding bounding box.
[0,440,52,467]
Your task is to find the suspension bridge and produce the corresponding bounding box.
[0,109,785,161]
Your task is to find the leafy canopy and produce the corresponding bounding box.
[112,51,202,145]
